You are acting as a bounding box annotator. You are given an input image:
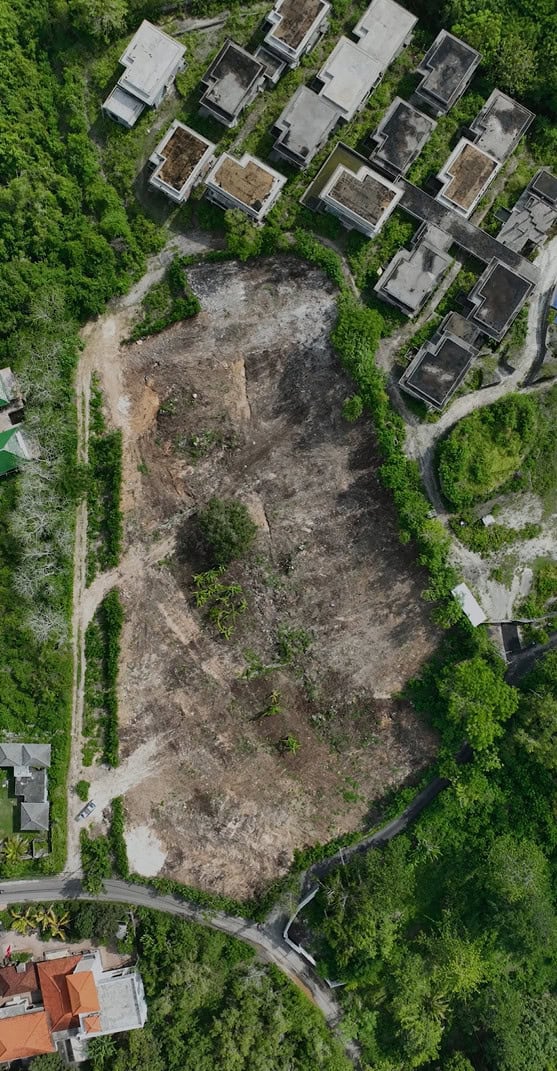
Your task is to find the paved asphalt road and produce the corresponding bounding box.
[0,878,341,1027]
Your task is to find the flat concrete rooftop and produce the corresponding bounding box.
[467,259,534,340]
[201,40,264,117]
[403,335,474,408]
[270,0,328,49]
[532,169,557,204]
[437,139,499,215]
[470,89,534,162]
[353,0,416,65]
[274,85,339,164]
[118,20,185,105]
[416,30,480,112]
[152,122,213,192]
[317,37,381,120]
[208,153,279,210]
[370,97,436,177]
[376,238,453,315]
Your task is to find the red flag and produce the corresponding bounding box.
[5,947,11,959]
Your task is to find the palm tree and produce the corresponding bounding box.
[278,734,301,755]
[3,835,28,866]
[40,906,70,940]
[10,907,35,935]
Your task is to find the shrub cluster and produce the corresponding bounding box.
[129,256,201,341]
[99,591,124,768]
[109,797,129,879]
[80,829,111,896]
[198,497,257,567]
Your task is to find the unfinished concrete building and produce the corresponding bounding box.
[465,258,535,341]
[148,121,216,203]
[272,85,340,168]
[368,97,436,179]
[374,225,453,317]
[199,40,266,127]
[102,20,186,128]
[415,31,480,115]
[498,169,557,254]
[400,312,481,409]
[316,37,382,121]
[253,45,286,84]
[468,89,534,163]
[204,152,286,221]
[317,160,402,236]
[436,138,500,218]
[352,0,416,66]
[263,0,330,67]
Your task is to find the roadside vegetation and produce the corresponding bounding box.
[22,902,350,1071]
[83,591,123,767]
[87,377,123,582]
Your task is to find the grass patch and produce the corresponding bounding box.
[87,379,123,583]
[0,782,16,839]
[452,517,542,556]
[128,255,201,341]
[82,591,123,768]
[518,558,557,619]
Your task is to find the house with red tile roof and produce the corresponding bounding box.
[0,950,146,1065]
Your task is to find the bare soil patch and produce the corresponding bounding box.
[97,256,439,899]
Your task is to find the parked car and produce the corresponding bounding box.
[77,800,96,821]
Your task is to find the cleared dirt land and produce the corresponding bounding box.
[97,257,439,898]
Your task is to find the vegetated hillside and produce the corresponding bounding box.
[25,902,351,1071]
[305,644,557,1071]
[437,390,557,510]
[409,0,557,122]
[0,0,162,871]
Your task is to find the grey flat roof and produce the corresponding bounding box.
[470,89,534,162]
[467,258,534,340]
[416,31,480,112]
[317,37,381,120]
[0,744,51,769]
[103,85,145,126]
[353,0,416,65]
[15,769,47,804]
[118,20,185,106]
[402,335,474,408]
[376,238,452,314]
[274,86,339,164]
[441,311,481,346]
[532,169,557,205]
[370,97,436,176]
[96,972,147,1034]
[201,40,264,120]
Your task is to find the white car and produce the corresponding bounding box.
[77,801,96,821]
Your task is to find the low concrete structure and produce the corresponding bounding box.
[469,89,534,163]
[369,97,436,178]
[415,31,480,115]
[263,0,330,66]
[103,20,186,128]
[352,0,416,66]
[465,258,535,341]
[205,152,286,221]
[452,583,487,627]
[148,121,215,203]
[318,161,402,236]
[199,39,265,127]
[374,227,453,317]
[436,138,500,218]
[272,86,340,168]
[498,168,557,254]
[316,37,382,121]
[254,44,286,84]
[400,312,481,409]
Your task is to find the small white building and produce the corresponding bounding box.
[148,120,216,203]
[103,20,186,128]
[204,152,286,222]
[264,0,330,67]
[452,583,487,627]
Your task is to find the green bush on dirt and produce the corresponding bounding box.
[193,569,248,639]
[437,394,539,509]
[80,829,111,895]
[518,559,557,619]
[109,796,129,879]
[76,780,90,803]
[198,497,257,567]
[100,591,124,768]
[129,256,201,341]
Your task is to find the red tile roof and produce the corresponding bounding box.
[66,971,99,1015]
[0,962,39,1000]
[0,1010,54,1062]
[36,956,83,1032]
[83,1013,102,1034]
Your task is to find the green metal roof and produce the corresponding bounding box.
[0,427,28,476]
